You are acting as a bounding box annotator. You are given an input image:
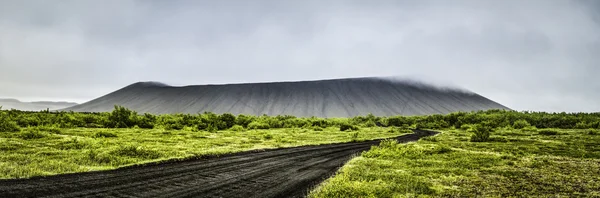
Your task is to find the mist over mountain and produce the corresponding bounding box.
[0,98,78,111]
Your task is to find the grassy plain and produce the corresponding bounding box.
[0,126,406,179]
[310,128,600,197]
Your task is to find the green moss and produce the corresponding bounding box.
[0,127,400,179]
[310,129,600,197]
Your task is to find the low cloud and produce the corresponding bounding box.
[0,0,598,112]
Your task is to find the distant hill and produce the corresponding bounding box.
[0,98,78,111]
[63,77,510,117]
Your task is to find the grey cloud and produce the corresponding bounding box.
[0,0,599,112]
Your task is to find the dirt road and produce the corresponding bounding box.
[0,130,437,198]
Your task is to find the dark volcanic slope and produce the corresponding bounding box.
[63,77,509,117]
[0,130,437,198]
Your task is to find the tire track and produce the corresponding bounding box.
[0,130,437,198]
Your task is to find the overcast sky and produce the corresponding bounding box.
[1,0,599,112]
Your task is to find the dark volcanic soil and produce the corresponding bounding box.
[0,130,437,198]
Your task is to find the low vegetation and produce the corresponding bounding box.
[310,127,600,197]
[1,106,600,196]
[1,106,600,133]
[0,126,404,179]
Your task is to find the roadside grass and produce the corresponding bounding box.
[309,128,600,197]
[0,126,408,179]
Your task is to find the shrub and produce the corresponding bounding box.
[20,130,48,139]
[30,125,61,134]
[206,124,218,132]
[136,113,156,129]
[588,129,599,135]
[163,122,184,130]
[470,124,492,142]
[460,124,472,131]
[363,120,377,127]
[107,106,137,128]
[93,131,118,138]
[522,126,538,132]
[0,118,21,132]
[340,123,359,131]
[230,125,245,132]
[235,114,255,128]
[575,121,590,129]
[513,119,531,129]
[219,113,237,129]
[248,121,270,130]
[310,118,330,128]
[538,129,559,136]
[159,116,184,130]
[312,126,324,131]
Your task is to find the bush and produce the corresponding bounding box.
[107,106,137,128]
[230,125,245,132]
[248,121,270,130]
[30,125,61,134]
[3,107,600,132]
[136,113,156,129]
[163,122,184,130]
[159,116,184,130]
[513,119,530,129]
[20,130,48,139]
[538,129,559,136]
[219,113,237,129]
[363,120,377,127]
[310,118,330,128]
[0,118,21,132]
[522,126,538,132]
[588,129,598,135]
[460,124,472,131]
[340,123,359,131]
[235,114,255,128]
[470,124,492,142]
[93,131,118,138]
[575,121,591,129]
[206,124,218,132]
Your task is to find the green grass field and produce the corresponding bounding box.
[0,126,406,179]
[309,128,600,197]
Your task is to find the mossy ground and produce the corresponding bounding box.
[309,128,600,197]
[0,126,406,179]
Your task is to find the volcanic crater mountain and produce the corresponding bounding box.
[63,77,510,117]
